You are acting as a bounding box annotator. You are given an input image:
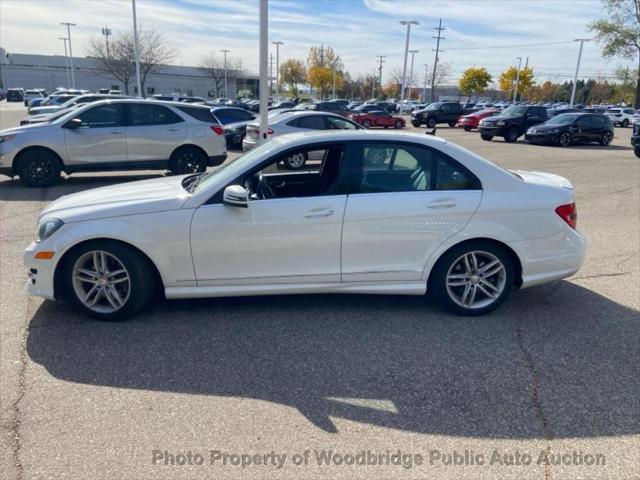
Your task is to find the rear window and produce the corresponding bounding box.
[607,109,621,113]
[176,106,217,123]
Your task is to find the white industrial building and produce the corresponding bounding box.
[0,47,259,98]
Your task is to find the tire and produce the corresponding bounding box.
[558,131,572,147]
[635,146,640,158]
[283,152,307,170]
[504,126,519,143]
[411,120,422,127]
[429,241,514,316]
[448,121,457,127]
[394,120,403,129]
[600,131,613,146]
[427,117,437,128]
[169,146,207,175]
[481,134,493,141]
[63,240,156,321]
[622,119,629,128]
[16,149,62,188]
[463,126,472,132]
[362,119,371,128]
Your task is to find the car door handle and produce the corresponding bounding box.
[304,208,334,218]
[109,130,124,134]
[427,198,457,209]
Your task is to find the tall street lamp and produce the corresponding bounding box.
[272,41,283,100]
[58,37,70,88]
[60,22,76,88]
[258,0,268,143]
[131,0,142,97]
[221,49,230,98]
[513,56,522,104]
[101,26,112,58]
[408,49,418,100]
[399,20,419,102]
[570,38,591,107]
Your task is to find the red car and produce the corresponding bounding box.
[349,110,405,129]
[457,109,499,131]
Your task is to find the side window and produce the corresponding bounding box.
[575,117,589,128]
[434,155,481,190]
[326,116,358,130]
[75,104,123,128]
[296,116,327,130]
[129,103,183,126]
[590,116,605,129]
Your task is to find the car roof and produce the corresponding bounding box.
[268,110,351,123]
[272,129,447,146]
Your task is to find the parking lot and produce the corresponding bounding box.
[0,100,638,479]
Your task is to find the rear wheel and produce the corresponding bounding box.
[558,131,572,147]
[463,126,472,132]
[622,119,629,128]
[600,131,613,146]
[283,152,307,170]
[481,134,493,141]
[430,241,514,316]
[411,119,422,127]
[394,120,403,129]
[362,119,371,128]
[169,146,207,175]
[448,121,457,127]
[64,241,156,321]
[16,149,62,188]
[504,126,519,143]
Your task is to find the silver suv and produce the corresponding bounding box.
[0,99,227,187]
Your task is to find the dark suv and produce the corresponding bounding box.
[6,88,24,102]
[479,105,548,143]
[632,123,640,158]
[524,113,614,147]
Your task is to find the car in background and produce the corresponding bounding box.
[0,99,227,187]
[23,89,47,106]
[376,101,400,113]
[6,88,25,102]
[211,106,256,148]
[269,101,296,110]
[632,123,640,158]
[548,107,582,117]
[242,111,362,168]
[605,107,634,127]
[411,102,475,128]
[347,101,363,110]
[456,109,499,131]
[151,94,204,103]
[28,94,132,116]
[349,103,386,115]
[23,130,585,320]
[479,105,548,143]
[397,100,419,114]
[349,110,405,129]
[632,110,640,125]
[27,94,78,114]
[308,101,348,116]
[328,99,351,108]
[524,113,614,147]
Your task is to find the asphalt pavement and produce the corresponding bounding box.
[1,101,638,480]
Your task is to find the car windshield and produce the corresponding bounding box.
[501,106,528,117]
[426,103,442,111]
[191,140,278,193]
[546,113,581,125]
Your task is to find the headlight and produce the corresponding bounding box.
[0,134,17,144]
[479,120,486,126]
[496,120,505,126]
[36,218,64,243]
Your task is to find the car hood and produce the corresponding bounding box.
[0,123,51,135]
[527,124,562,132]
[30,106,62,114]
[40,175,193,223]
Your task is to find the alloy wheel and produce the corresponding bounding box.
[559,132,571,147]
[286,153,306,169]
[25,156,54,182]
[445,251,507,310]
[72,250,131,314]
[177,151,202,173]
[602,132,613,146]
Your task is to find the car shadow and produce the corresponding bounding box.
[26,280,639,438]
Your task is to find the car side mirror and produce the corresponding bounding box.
[64,118,83,129]
[223,184,249,208]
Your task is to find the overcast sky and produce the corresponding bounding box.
[0,0,631,86]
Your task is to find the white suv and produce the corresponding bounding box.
[605,107,634,127]
[0,99,227,187]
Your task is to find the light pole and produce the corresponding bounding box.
[101,26,112,59]
[422,63,428,102]
[58,37,70,87]
[272,41,283,100]
[60,22,76,88]
[408,49,418,101]
[131,0,142,97]
[258,0,268,143]
[513,56,522,104]
[570,38,591,107]
[221,49,230,98]
[399,20,419,102]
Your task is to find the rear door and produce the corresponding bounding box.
[125,103,186,162]
[340,141,482,282]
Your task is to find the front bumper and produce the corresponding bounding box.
[24,241,57,300]
[524,133,557,144]
[479,126,506,136]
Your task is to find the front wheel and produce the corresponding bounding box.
[480,134,493,141]
[600,131,613,146]
[558,131,572,147]
[16,149,62,187]
[64,241,156,320]
[411,120,422,127]
[394,120,403,129]
[463,126,472,132]
[429,242,514,316]
[448,121,457,127]
[362,119,371,128]
[427,117,437,128]
[169,146,207,175]
[504,126,519,143]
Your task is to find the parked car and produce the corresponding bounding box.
[27,94,78,114]
[349,110,405,129]
[211,107,256,148]
[0,99,227,187]
[411,102,475,128]
[349,103,386,114]
[456,109,499,131]
[479,105,548,143]
[242,111,362,168]
[151,94,204,103]
[397,100,419,114]
[28,94,132,116]
[548,107,582,117]
[605,107,634,127]
[308,101,348,116]
[632,110,640,125]
[23,89,46,106]
[20,108,77,126]
[23,130,585,320]
[524,113,614,147]
[269,101,296,110]
[6,88,25,102]
[347,101,363,110]
[631,122,640,158]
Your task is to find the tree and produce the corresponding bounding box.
[306,46,342,99]
[589,0,640,108]
[430,62,452,101]
[198,52,242,98]
[498,66,534,100]
[88,27,174,96]
[279,59,306,96]
[458,67,492,102]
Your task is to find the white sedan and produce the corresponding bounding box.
[24,131,586,320]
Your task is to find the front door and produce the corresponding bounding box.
[340,141,483,282]
[190,144,348,285]
[64,103,128,165]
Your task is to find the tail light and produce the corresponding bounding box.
[555,203,577,229]
[210,125,225,136]
[267,128,275,135]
